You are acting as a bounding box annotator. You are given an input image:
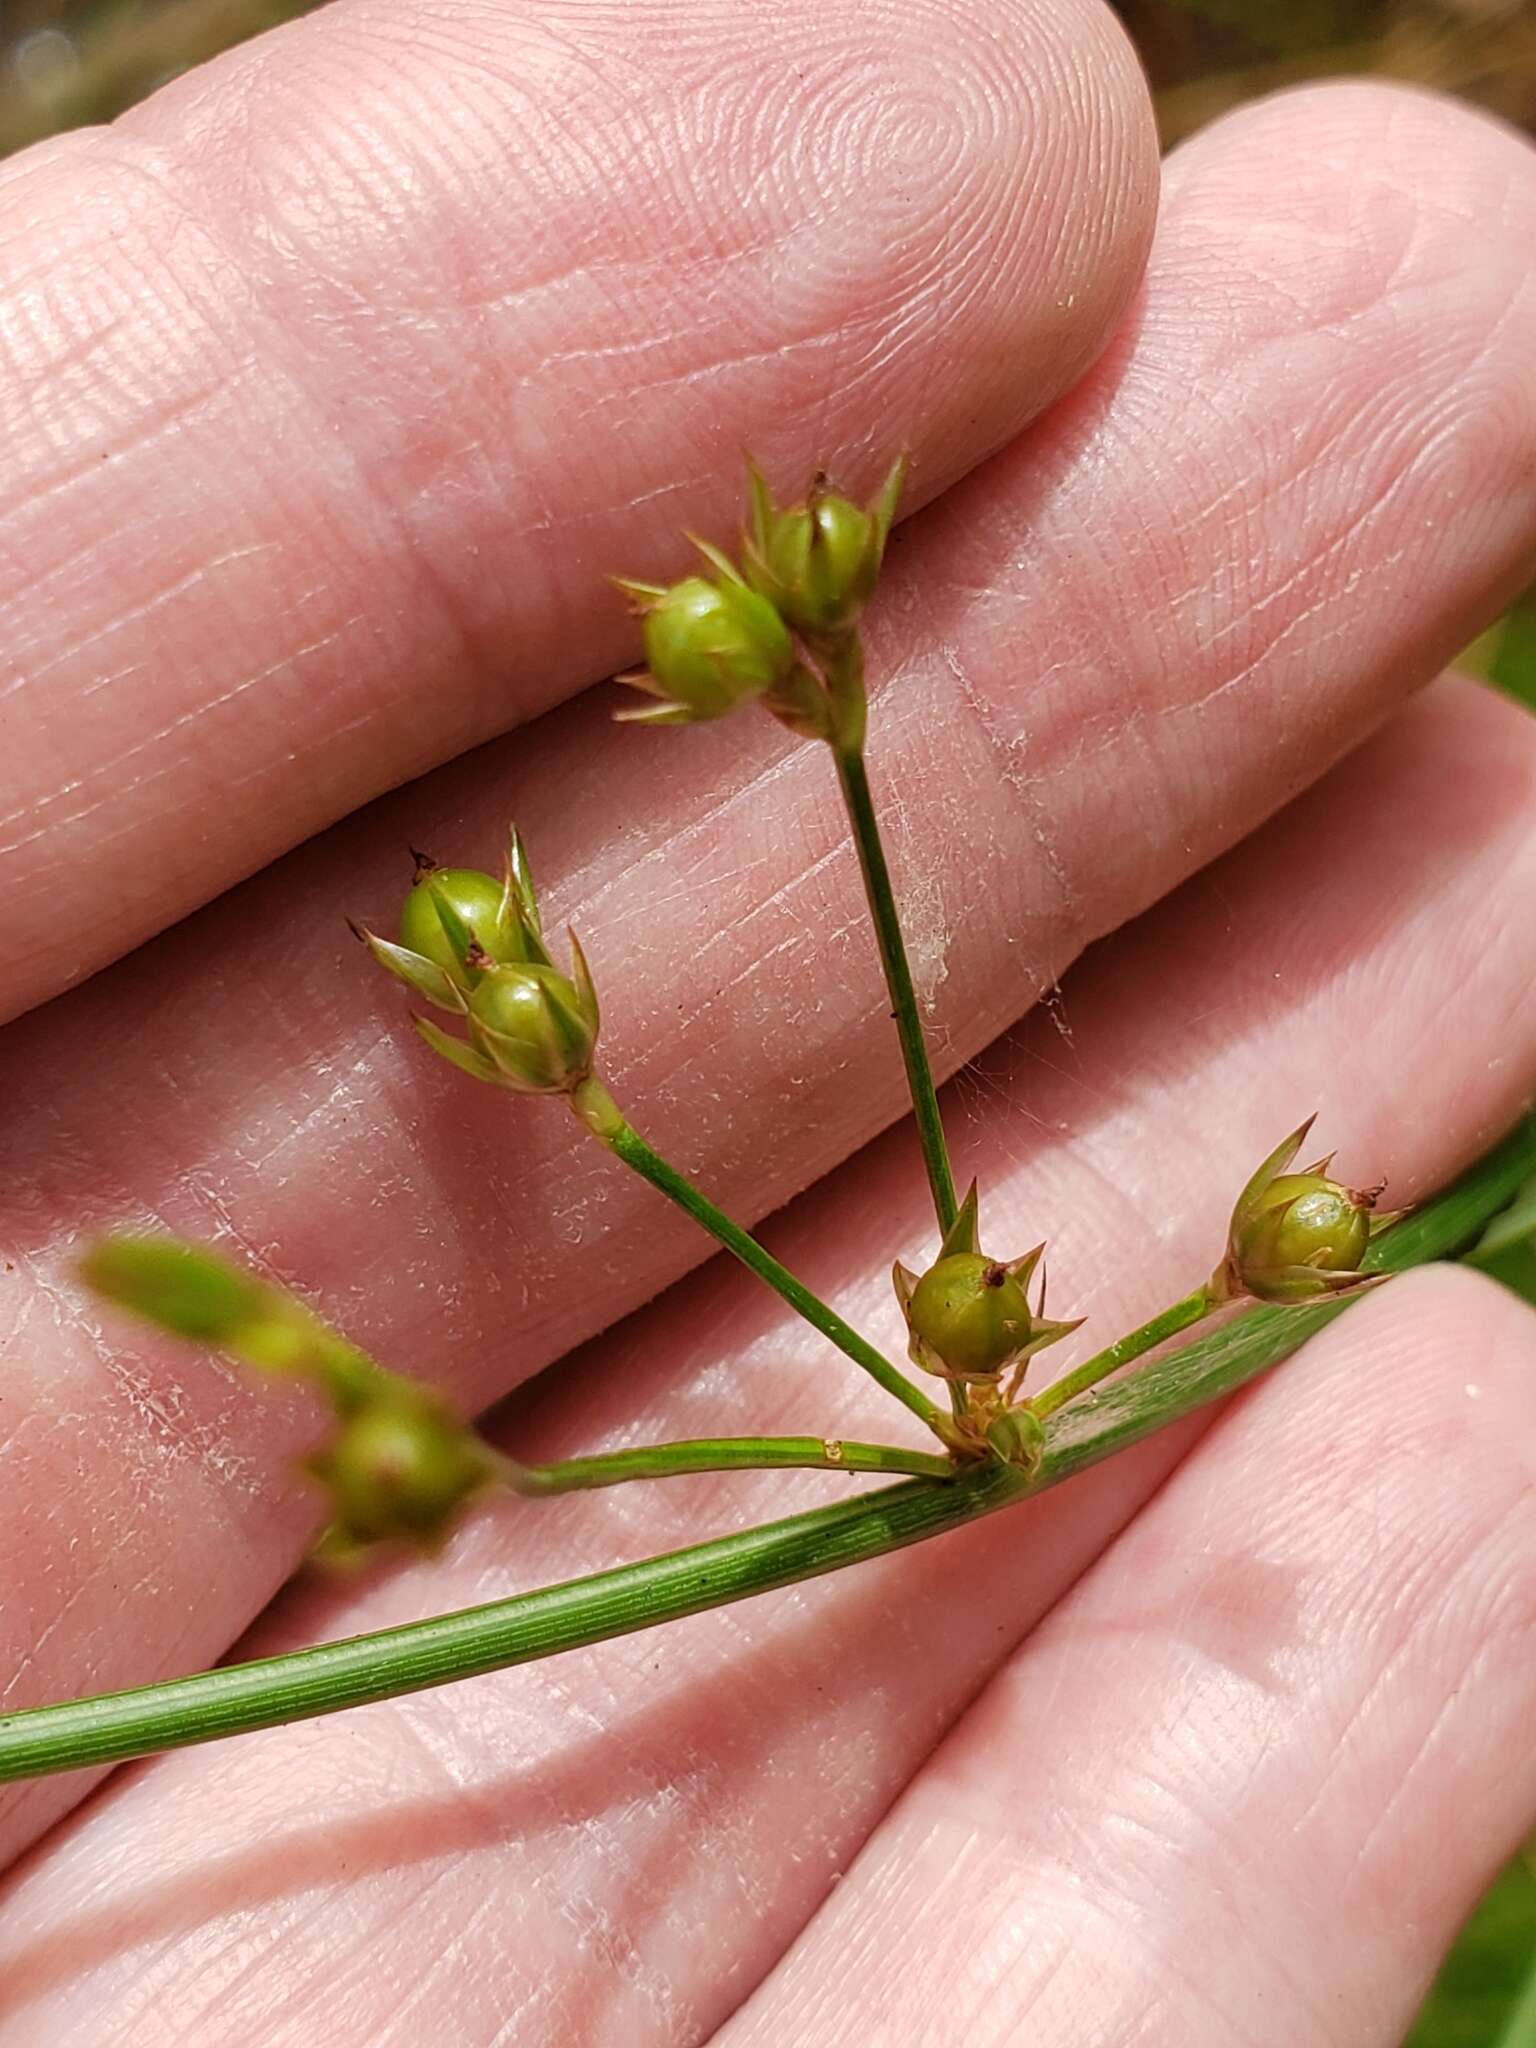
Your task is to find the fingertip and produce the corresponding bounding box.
[1159,77,1536,492]
[0,0,1159,1020]
[1171,72,1536,194]
[842,0,1159,496]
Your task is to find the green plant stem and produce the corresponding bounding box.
[569,1075,942,1437]
[831,729,958,1241]
[3,1111,1528,1787]
[1029,1287,1216,1423]
[513,1434,956,1494]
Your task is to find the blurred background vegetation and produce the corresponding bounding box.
[2,0,1534,159]
[0,2,1532,2040]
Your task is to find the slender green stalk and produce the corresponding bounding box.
[513,1434,956,1494]
[2,1112,1528,1787]
[0,1469,1020,1788]
[831,726,958,1239]
[570,1075,942,1436]
[1029,1287,1216,1423]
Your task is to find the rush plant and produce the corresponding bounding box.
[1,461,1532,1786]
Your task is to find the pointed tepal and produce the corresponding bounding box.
[1229,1115,1316,1235]
[354,927,466,1014]
[1005,1242,1046,1294]
[891,1259,918,1319]
[937,1180,981,1262]
[413,1015,502,1086]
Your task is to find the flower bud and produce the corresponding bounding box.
[1218,1117,1391,1303]
[615,572,794,723]
[81,1233,363,1386]
[743,456,905,637]
[985,1405,1046,1475]
[81,1232,498,1559]
[305,1390,499,1556]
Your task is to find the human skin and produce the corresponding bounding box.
[0,2,1535,2042]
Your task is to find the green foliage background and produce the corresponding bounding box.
[1,1,1532,2039]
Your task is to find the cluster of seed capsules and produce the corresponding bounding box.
[350,460,1395,1515]
[353,464,908,1102]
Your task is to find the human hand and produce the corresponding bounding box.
[1,2,1535,2041]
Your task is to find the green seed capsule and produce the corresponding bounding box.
[311,1394,497,1552]
[743,456,905,638]
[399,867,521,977]
[1217,1116,1388,1303]
[1236,1173,1371,1278]
[466,960,599,1094]
[640,576,794,719]
[907,1252,1035,1382]
[752,493,877,636]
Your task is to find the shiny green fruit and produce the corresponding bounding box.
[399,867,522,976]
[466,960,598,1094]
[641,576,794,718]
[907,1252,1034,1380]
[1236,1173,1371,1277]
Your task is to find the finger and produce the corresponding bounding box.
[0,0,1157,1019]
[719,1266,1536,2048]
[2,75,1534,1868]
[2,676,1532,2041]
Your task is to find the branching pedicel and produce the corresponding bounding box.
[86,459,1395,1557]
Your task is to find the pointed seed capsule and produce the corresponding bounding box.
[894,1182,1079,1387]
[906,1253,1036,1382]
[390,830,604,1095]
[463,958,599,1094]
[357,857,533,1013]
[1240,1173,1371,1272]
[399,865,525,980]
[627,574,795,721]
[1219,1117,1391,1303]
[743,455,906,637]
